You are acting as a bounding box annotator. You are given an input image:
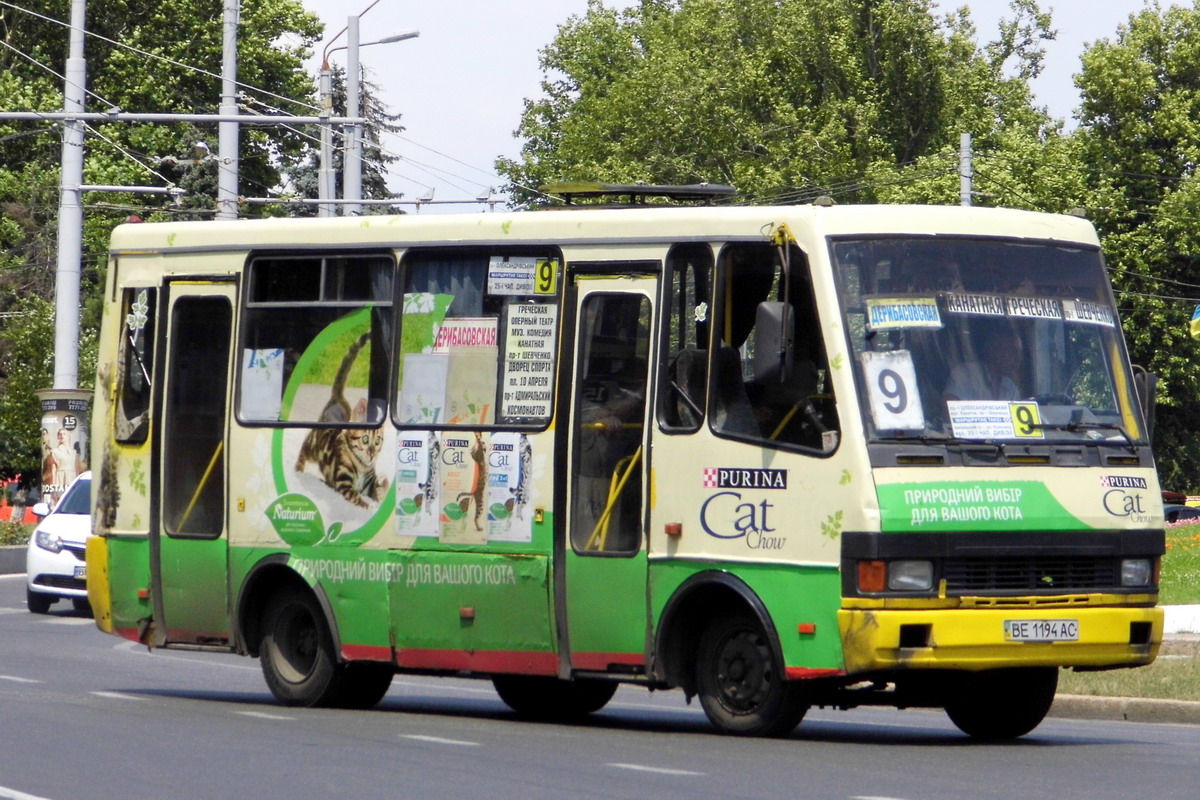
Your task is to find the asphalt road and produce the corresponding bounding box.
[3,573,1199,800]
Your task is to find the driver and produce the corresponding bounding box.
[943,322,1023,402]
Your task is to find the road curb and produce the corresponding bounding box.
[0,545,23,575]
[1050,693,1200,725]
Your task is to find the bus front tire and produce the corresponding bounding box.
[695,614,807,737]
[492,675,618,720]
[334,662,394,710]
[259,587,342,707]
[944,667,1058,740]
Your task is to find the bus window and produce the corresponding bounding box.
[238,254,392,426]
[659,244,712,431]
[394,248,562,429]
[711,243,840,452]
[114,287,155,444]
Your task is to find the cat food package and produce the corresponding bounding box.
[486,432,533,543]
[394,431,439,537]
[439,433,488,545]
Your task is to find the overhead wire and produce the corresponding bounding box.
[0,0,320,115]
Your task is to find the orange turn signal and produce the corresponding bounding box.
[857,560,887,593]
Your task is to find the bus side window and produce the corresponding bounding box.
[712,243,840,453]
[238,254,392,426]
[658,244,712,431]
[115,287,155,444]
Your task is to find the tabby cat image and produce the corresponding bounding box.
[294,332,389,508]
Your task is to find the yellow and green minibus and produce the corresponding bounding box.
[87,190,1164,739]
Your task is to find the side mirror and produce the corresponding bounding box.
[32,502,51,518]
[1132,365,1157,441]
[753,301,794,383]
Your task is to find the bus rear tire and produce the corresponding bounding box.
[492,675,618,719]
[695,614,807,737]
[260,587,342,707]
[944,667,1058,740]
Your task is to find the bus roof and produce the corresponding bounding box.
[108,204,1101,255]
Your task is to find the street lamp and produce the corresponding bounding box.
[319,17,419,217]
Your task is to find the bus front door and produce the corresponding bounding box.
[150,282,235,647]
[563,276,655,673]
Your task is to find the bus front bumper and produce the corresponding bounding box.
[837,605,1163,674]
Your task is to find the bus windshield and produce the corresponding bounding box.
[830,236,1145,445]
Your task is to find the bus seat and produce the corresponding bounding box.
[712,346,759,436]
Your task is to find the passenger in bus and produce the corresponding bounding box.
[943,322,1024,402]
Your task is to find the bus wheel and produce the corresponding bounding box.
[333,662,394,710]
[944,667,1058,740]
[492,675,618,719]
[695,614,807,737]
[260,587,341,707]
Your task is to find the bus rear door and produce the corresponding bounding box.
[150,281,235,647]
[562,274,655,673]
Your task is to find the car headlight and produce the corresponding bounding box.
[888,560,934,591]
[35,530,63,554]
[1121,558,1153,587]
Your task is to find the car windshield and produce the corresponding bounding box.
[55,478,91,515]
[830,236,1145,445]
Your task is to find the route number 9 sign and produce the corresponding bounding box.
[861,350,925,431]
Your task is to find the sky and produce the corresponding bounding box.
[299,0,1151,211]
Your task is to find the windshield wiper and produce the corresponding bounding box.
[1033,420,1137,452]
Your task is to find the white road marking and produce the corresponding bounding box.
[850,796,911,800]
[235,711,295,721]
[90,691,147,701]
[608,764,704,776]
[41,617,93,626]
[0,675,42,684]
[401,735,480,747]
[0,784,56,800]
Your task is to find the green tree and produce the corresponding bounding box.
[1073,2,1200,489]
[0,0,324,483]
[282,65,406,215]
[499,0,1059,207]
[0,295,97,478]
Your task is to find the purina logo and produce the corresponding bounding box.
[703,467,788,490]
[1099,475,1148,489]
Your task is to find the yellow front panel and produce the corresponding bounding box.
[838,605,1162,673]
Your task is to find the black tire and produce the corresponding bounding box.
[26,589,54,614]
[944,667,1058,740]
[332,662,395,710]
[492,675,618,720]
[695,614,808,737]
[72,597,92,613]
[259,587,342,707]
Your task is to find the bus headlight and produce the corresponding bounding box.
[1121,558,1153,587]
[888,560,934,591]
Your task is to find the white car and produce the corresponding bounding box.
[26,471,93,614]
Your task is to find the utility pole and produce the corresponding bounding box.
[344,14,363,217]
[53,0,87,391]
[217,0,239,220]
[960,132,973,207]
[318,61,335,217]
